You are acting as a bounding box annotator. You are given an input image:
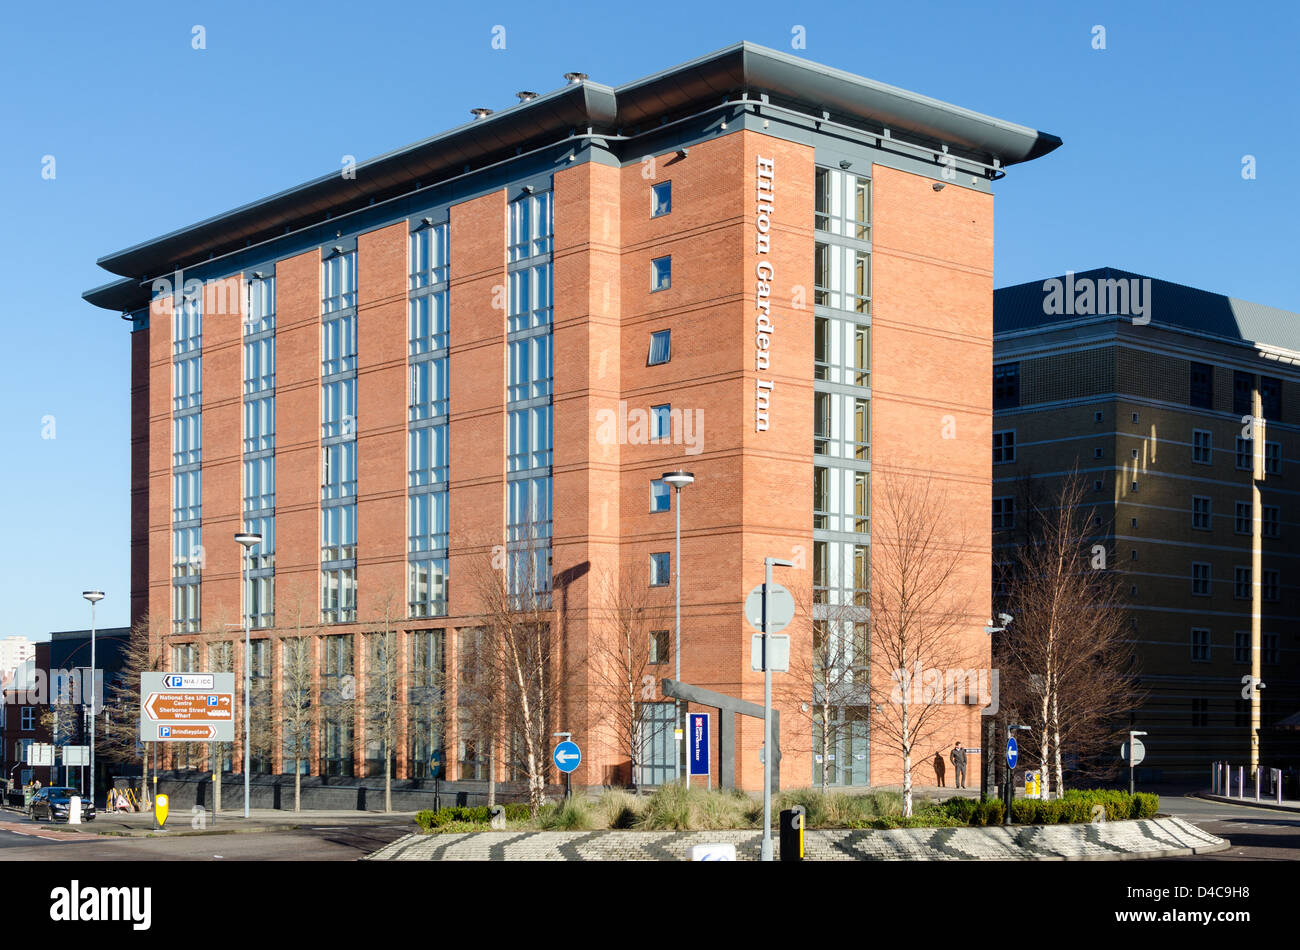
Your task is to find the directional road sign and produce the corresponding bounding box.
[1006,736,1019,769]
[744,583,795,633]
[553,740,581,774]
[140,672,235,742]
[1120,738,1145,766]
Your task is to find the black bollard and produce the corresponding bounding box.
[780,805,806,861]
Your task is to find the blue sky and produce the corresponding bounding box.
[2,0,1296,638]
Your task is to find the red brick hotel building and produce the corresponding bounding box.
[85,42,1060,793]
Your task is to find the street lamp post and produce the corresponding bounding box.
[81,590,104,805]
[234,533,262,819]
[981,613,1012,802]
[662,471,694,785]
[760,556,795,863]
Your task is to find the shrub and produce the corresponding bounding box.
[536,798,594,831]
[414,802,533,832]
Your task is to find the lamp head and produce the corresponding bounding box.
[234,533,263,549]
[82,590,105,604]
[661,470,695,490]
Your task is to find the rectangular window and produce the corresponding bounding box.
[814,168,831,231]
[649,552,671,587]
[508,191,553,262]
[1190,361,1213,408]
[1192,429,1212,464]
[507,406,552,472]
[1234,501,1251,535]
[322,251,357,314]
[410,424,450,486]
[321,634,355,775]
[853,544,869,605]
[321,569,357,625]
[1265,441,1281,475]
[21,707,34,730]
[1192,698,1208,728]
[813,466,828,530]
[507,264,553,332]
[852,176,871,241]
[409,491,450,552]
[1192,562,1211,596]
[853,326,870,387]
[853,398,870,460]
[1233,370,1254,416]
[1234,566,1251,600]
[649,479,670,513]
[647,329,671,366]
[245,275,276,334]
[322,378,356,439]
[411,357,451,419]
[854,472,869,534]
[1261,375,1282,418]
[993,363,1020,410]
[1263,631,1279,664]
[813,241,830,306]
[171,294,202,355]
[851,250,871,314]
[408,558,449,618]
[409,222,449,289]
[507,336,553,403]
[649,630,669,665]
[321,505,357,563]
[1192,496,1211,530]
[993,497,1015,531]
[812,540,828,602]
[409,291,449,355]
[1264,569,1280,602]
[813,392,830,455]
[243,394,275,454]
[650,256,671,292]
[993,430,1016,464]
[173,413,202,467]
[322,312,357,376]
[814,317,829,380]
[172,469,202,523]
[1263,505,1280,538]
[246,576,274,630]
[1236,437,1252,470]
[406,629,444,778]
[173,355,202,411]
[650,404,672,440]
[1190,628,1210,662]
[1235,631,1250,664]
[651,181,671,217]
[243,337,275,395]
[322,441,357,500]
[506,476,553,543]
[243,456,275,512]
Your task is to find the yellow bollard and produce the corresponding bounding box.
[155,794,169,828]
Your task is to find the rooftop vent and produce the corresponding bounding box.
[470,107,494,120]
[516,90,539,102]
[564,72,588,84]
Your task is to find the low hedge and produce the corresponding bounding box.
[415,803,532,831]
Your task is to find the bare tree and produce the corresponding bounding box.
[999,475,1143,797]
[204,637,234,815]
[866,473,980,817]
[462,532,563,815]
[778,588,870,792]
[99,615,166,808]
[364,586,404,813]
[279,580,319,811]
[585,563,672,791]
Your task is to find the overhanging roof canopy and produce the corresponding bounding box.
[86,41,1061,311]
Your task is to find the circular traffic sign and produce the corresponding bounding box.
[553,740,581,774]
[1121,738,1145,766]
[1006,736,1019,769]
[744,583,795,633]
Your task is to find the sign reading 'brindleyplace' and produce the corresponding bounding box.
[754,154,776,432]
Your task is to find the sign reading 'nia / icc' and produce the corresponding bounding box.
[138,672,236,742]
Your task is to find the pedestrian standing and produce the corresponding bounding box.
[951,742,967,789]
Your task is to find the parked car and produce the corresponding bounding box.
[27,787,95,822]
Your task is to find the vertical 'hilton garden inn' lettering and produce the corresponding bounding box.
[755,155,775,431]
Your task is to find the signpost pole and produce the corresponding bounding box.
[760,556,794,863]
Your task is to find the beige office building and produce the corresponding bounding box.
[993,267,1299,781]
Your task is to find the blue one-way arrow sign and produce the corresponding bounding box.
[1006,736,1019,769]
[553,740,581,774]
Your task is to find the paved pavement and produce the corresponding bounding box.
[368,816,1225,861]
[3,804,423,837]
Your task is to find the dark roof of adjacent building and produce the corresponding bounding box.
[85,40,1060,313]
[995,266,1300,357]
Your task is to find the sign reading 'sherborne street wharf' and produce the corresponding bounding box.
[138,672,235,742]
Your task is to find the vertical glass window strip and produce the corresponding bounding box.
[853,326,869,386]
[411,358,450,420]
[409,491,450,552]
[854,472,869,533]
[813,467,829,529]
[321,505,357,563]
[852,176,871,241]
[173,355,202,410]
[246,275,276,334]
[322,311,357,376]
[323,441,357,499]
[814,168,831,231]
[322,251,357,313]
[409,424,450,486]
[409,292,449,355]
[814,317,830,380]
[322,379,357,438]
[409,223,449,289]
[854,398,870,460]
